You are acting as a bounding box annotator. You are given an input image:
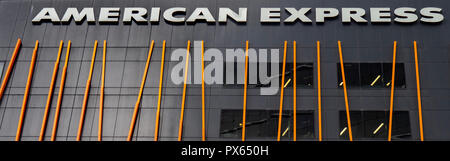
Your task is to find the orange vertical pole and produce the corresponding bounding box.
[39,40,64,141]
[277,41,288,141]
[15,40,39,141]
[241,41,249,141]
[127,40,155,141]
[0,38,21,102]
[76,40,98,141]
[388,41,397,141]
[317,41,323,141]
[178,41,191,141]
[413,41,424,141]
[338,41,353,141]
[154,40,166,141]
[51,40,71,141]
[201,40,206,141]
[293,41,297,141]
[98,40,106,141]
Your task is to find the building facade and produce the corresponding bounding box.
[0,0,449,141]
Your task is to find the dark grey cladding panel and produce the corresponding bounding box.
[115,108,139,138]
[83,0,115,48]
[107,0,133,47]
[0,48,13,62]
[40,0,68,47]
[101,108,118,137]
[126,0,155,47]
[105,61,125,87]
[0,108,21,136]
[121,61,146,87]
[150,0,176,48]
[124,47,149,61]
[62,0,94,47]
[6,0,30,47]
[136,108,157,138]
[160,108,180,138]
[0,1,22,47]
[21,0,52,47]
[191,0,217,47]
[181,109,203,137]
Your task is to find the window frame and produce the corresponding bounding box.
[222,61,315,89]
[219,109,316,140]
[337,62,406,89]
[338,110,412,140]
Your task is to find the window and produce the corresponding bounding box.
[337,63,406,88]
[257,62,314,88]
[0,62,4,80]
[339,111,411,140]
[382,63,406,88]
[224,62,314,88]
[282,63,314,88]
[338,63,360,87]
[220,110,315,140]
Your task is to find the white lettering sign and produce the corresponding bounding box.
[32,7,444,24]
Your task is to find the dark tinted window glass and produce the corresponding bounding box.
[297,112,315,138]
[382,63,406,88]
[360,63,382,88]
[224,62,314,89]
[339,111,363,139]
[220,110,314,140]
[339,111,411,140]
[337,63,360,87]
[283,63,314,88]
[0,62,4,80]
[220,110,243,138]
[391,111,412,140]
[337,63,406,88]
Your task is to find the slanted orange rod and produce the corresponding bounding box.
[76,40,98,141]
[154,40,167,141]
[39,40,64,141]
[0,39,21,102]
[98,40,106,141]
[178,40,191,141]
[127,40,155,141]
[51,40,71,141]
[316,41,323,141]
[413,41,424,141]
[388,41,397,141]
[338,41,353,141]
[201,40,206,141]
[15,40,39,141]
[241,41,249,141]
[293,41,297,141]
[277,41,288,141]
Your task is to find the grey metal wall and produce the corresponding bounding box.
[0,0,448,141]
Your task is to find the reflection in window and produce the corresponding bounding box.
[337,63,360,87]
[282,63,314,88]
[224,62,314,88]
[382,63,406,88]
[258,62,313,88]
[339,111,411,140]
[0,62,4,80]
[220,110,315,140]
[337,63,406,88]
